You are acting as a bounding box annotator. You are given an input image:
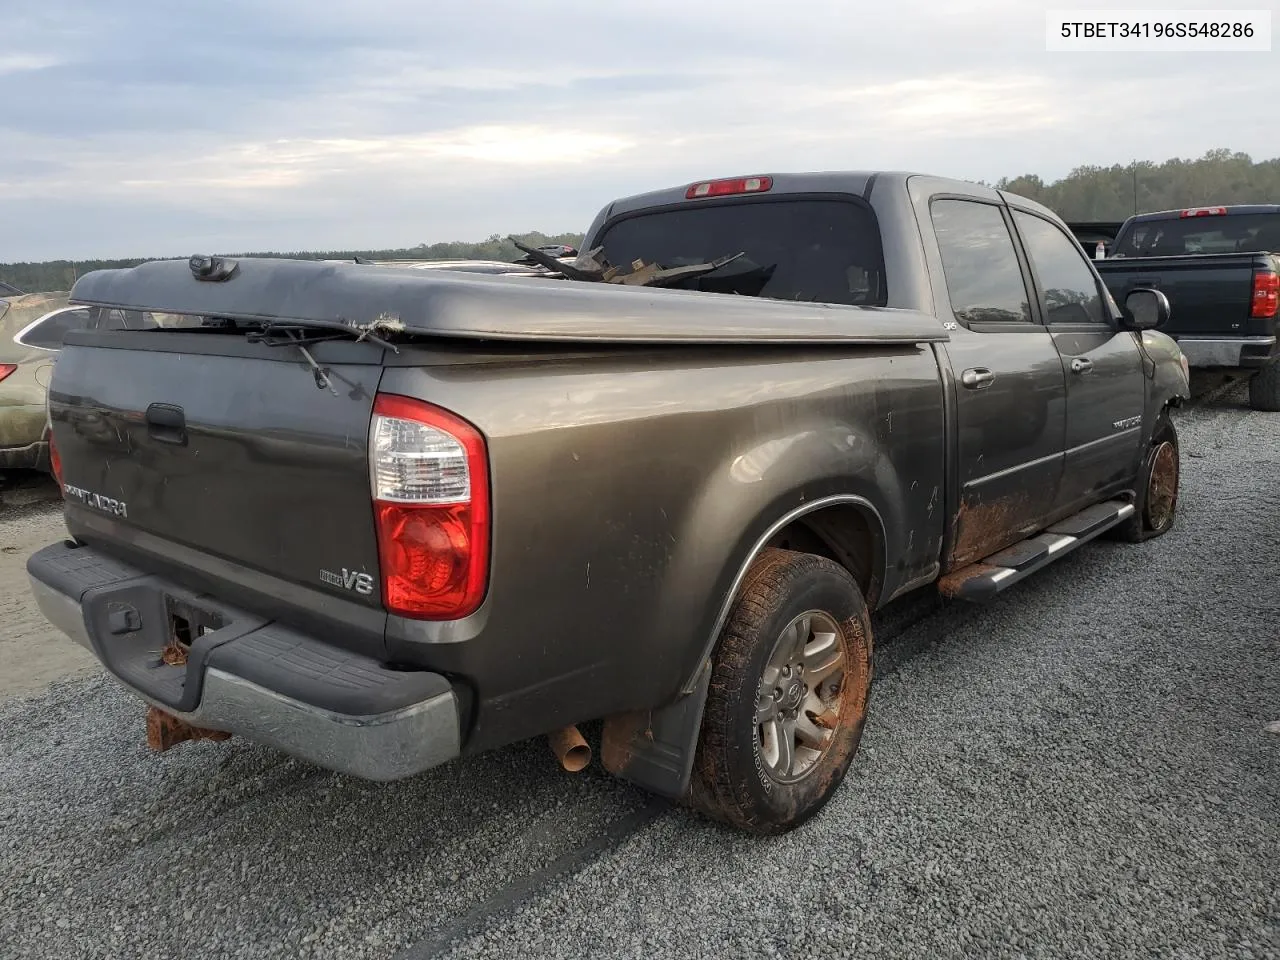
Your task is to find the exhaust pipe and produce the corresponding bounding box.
[548,725,591,772]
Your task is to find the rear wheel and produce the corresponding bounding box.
[688,548,872,834]
[1115,412,1179,542]
[1248,358,1280,412]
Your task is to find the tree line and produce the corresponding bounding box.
[5,148,1279,293]
[0,231,585,295]
[995,149,1280,221]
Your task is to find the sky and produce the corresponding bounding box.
[2,0,1278,261]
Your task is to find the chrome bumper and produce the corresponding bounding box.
[27,562,461,782]
[1176,336,1276,368]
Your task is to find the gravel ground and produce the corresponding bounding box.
[0,474,97,700]
[1,385,1277,960]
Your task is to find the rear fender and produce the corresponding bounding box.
[602,424,895,799]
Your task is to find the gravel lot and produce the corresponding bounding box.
[0,473,97,700]
[1,384,1277,960]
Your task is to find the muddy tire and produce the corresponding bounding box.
[1115,412,1179,543]
[1248,358,1280,412]
[688,548,872,835]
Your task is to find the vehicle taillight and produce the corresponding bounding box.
[48,431,63,488]
[1180,206,1227,218]
[0,363,15,383]
[1251,270,1279,318]
[686,176,773,200]
[370,394,490,620]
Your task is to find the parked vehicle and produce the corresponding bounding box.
[1095,204,1280,411]
[0,292,91,471]
[27,172,1188,833]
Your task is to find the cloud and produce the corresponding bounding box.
[0,53,62,75]
[0,0,1276,260]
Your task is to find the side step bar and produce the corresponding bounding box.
[938,500,1135,602]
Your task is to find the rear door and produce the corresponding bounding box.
[1010,209,1145,509]
[924,196,1068,568]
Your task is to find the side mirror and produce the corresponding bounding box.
[1122,287,1170,330]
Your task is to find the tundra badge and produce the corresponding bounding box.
[320,568,375,596]
[61,483,128,518]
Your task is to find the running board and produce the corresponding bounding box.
[938,500,1135,602]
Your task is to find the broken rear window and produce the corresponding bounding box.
[595,198,887,306]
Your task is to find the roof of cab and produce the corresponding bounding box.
[598,170,1067,227]
[1128,203,1280,223]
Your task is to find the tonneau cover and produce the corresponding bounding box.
[69,257,949,346]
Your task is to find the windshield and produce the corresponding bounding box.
[595,198,887,306]
[1113,212,1280,257]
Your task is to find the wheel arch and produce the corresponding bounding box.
[682,494,887,697]
[599,494,888,801]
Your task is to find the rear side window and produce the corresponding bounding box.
[596,198,887,306]
[1013,212,1106,325]
[930,199,1031,325]
[17,307,92,349]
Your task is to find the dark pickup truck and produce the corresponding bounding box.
[1096,204,1280,410]
[27,172,1189,834]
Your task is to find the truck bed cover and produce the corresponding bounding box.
[69,257,949,346]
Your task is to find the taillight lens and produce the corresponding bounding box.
[0,363,15,383]
[48,431,63,488]
[370,394,489,619]
[1251,270,1278,318]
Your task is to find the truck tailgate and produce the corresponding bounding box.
[1096,255,1257,338]
[48,330,389,648]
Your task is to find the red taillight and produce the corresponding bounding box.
[48,431,63,487]
[1251,270,1279,319]
[370,394,489,620]
[1180,206,1227,218]
[0,363,15,383]
[685,176,773,200]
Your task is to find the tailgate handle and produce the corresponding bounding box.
[146,403,187,446]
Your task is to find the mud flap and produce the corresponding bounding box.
[601,658,712,800]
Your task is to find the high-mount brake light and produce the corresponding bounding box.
[1179,206,1227,218]
[686,176,773,200]
[1251,270,1279,319]
[370,394,490,620]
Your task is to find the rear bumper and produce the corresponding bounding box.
[1175,335,1277,370]
[0,402,49,469]
[27,541,461,781]
[0,437,49,471]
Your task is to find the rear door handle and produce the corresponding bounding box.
[960,367,995,390]
[1070,357,1094,375]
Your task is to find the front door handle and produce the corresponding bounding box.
[961,367,995,390]
[1070,357,1094,375]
